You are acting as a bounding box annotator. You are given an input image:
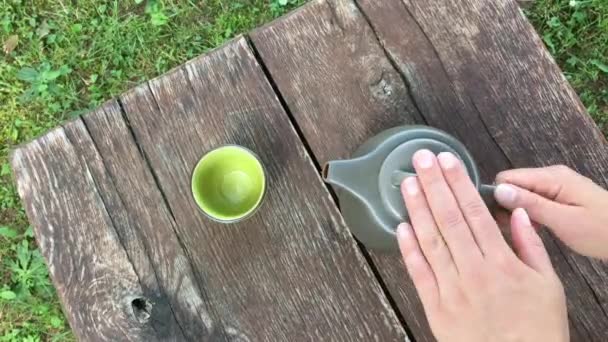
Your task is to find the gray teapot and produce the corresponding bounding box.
[323,126,496,251]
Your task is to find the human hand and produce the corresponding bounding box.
[397,150,568,342]
[494,165,608,259]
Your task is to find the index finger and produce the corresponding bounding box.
[496,166,597,205]
[437,152,511,258]
[412,150,483,271]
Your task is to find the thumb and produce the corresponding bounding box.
[496,166,597,205]
[510,208,553,274]
[494,183,578,233]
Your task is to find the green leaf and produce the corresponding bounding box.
[542,34,556,53]
[547,16,561,28]
[10,126,19,140]
[566,56,579,67]
[36,21,51,38]
[151,12,169,26]
[36,83,49,92]
[145,1,160,14]
[0,226,18,238]
[58,64,72,75]
[44,69,61,80]
[20,87,36,102]
[279,0,288,5]
[572,11,587,23]
[71,23,83,33]
[46,33,57,44]
[591,60,608,74]
[1,162,10,176]
[0,290,17,300]
[25,226,34,238]
[135,0,144,3]
[17,67,39,82]
[50,316,63,328]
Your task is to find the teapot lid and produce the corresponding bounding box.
[328,126,480,251]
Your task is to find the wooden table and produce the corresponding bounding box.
[11,0,608,340]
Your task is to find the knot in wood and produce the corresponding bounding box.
[129,296,153,324]
[370,72,394,100]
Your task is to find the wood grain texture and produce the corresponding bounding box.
[11,35,409,342]
[360,0,608,340]
[252,0,422,162]
[356,0,608,340]
[12,0,607,340]
[70,101,222,340]
[251,0,608,340]
[117,37,408,341]
[62,118,188,341]
[11,128,158,341]
[250,1,429,339]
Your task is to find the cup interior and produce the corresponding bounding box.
[191,146,265,222]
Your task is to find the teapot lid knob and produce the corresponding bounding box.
[378,138,478,223]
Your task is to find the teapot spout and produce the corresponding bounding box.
[322,157,373,199]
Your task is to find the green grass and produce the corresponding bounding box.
[0,0,606,340]
[526,0,608,132]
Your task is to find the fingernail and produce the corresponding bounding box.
[437,152,459,170]
[404,177,419,196]
[413,149,434,169]
[494,184,517,206]
[513,208,531,226]
[397,223,412,239]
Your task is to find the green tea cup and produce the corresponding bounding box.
[191,145,266,223]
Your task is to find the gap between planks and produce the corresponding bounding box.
[244,32,415,340]
[352,0,608,326]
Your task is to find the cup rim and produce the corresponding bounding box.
[190,144,267,224]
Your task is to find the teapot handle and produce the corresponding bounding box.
[479,184,498,209]
[391,171,498,209]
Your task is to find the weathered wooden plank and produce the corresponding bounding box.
[250,0,608,340]
[118,37,407,341]
[252,0,421,161]
[250,1,429,339]
[68,101,224,339]
[62,118,188,341]
[11,128,158,341]
[358,0,608,340]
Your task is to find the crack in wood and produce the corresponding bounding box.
[357,0,515,176]
[78,115,193,339]
[115,96,226,341]
[326,0,347,33]
[61,124,165,337]
[245,36,322,173]
[353,0,608,338]
[249,0,608,339]
[246,22,414,342]
[351,0,426,126]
